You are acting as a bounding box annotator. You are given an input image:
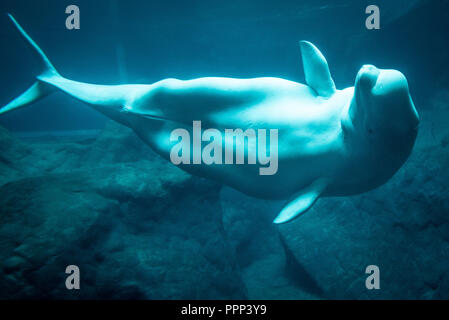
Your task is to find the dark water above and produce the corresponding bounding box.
[0,0,447,132]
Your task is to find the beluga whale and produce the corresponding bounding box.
[1,15,419,224]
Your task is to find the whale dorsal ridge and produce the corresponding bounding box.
[273,178,328,224]
[300,41,336,98]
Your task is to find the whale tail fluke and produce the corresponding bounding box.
[0,14,60,115]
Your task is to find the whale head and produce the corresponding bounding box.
[344,64,419,191]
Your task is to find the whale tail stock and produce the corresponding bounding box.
[0,14,61,115]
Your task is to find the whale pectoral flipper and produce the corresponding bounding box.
[273,178,328,224]
[299,41,336,98]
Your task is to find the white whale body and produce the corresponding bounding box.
[0,15,419,224]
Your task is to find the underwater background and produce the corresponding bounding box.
[0,0,448,299]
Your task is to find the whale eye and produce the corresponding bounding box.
[368,128,373,135]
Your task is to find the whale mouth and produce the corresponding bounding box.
[372,69,408,95]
